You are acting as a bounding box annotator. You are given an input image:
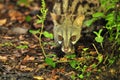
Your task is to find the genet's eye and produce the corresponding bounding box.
[70,35,76,41]
[58,35,63,41]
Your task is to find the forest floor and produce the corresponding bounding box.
[0,1,120,80]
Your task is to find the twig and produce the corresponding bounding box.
[92,43,99,54]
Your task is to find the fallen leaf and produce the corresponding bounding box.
[19,35,25,40]
[33,76,44,80]
[75,57,86,62]
[20,41,29,45]
[90,51,97,56]
[19,65,33,71]
[0,3,4,10]
[29,44,37,48]
[22,55,35,63]
[59,57,68,62]
[0,55,8,62]
[0,19,7,26]
[10,27,28,34]
[3,36,14,39]
[8,10,25,23]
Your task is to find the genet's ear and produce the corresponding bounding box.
[50,13,59,25]
[50,13,57,21]
[73,15,85,27]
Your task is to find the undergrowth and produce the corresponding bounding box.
[30,0,120,79]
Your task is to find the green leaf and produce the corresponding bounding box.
[78,74,84,79]
[45,57,56,68]
[65,54,76,59]
[93,29,104,43]
[25,15,31,22]
[106,4,115,11]
[92,12,104,18]
[36,19,43,24]
[84,18,95,27]
[69,60,77,68]
[29,29,40,35]
[91,63,97,68]
[43,31,53,39]
[82,48,89,51]
[105,13,114,21]
[95,36,103,43]
[97,54,103,64]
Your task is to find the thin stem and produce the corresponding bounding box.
[39,22,46,58]
[92,43,99,54]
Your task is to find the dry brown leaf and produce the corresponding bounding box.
[0,3,4,10]
[8,10,25,23]
[65,71,75,76]
[0,55,8,62]
[19,65,33,71]
[59,57,68,62]
[37,63,47,69]
[0,19,7,26]
[33,76,44,80]
[19,35,25,40]
[3,36,14,39]
[33,22,42,29]
[22,55,35,63]
[20,41,29,45]
[90,51,97,56]
[56,68,65,73]
[50,69,60,80]
[29,44,37,48]
[77,45,85,50]
[75,57,86,62]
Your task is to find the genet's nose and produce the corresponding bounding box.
[64,47,69,52]
[63,46,72,53]
[62,46,72,53]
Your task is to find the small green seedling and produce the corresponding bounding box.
[93,29,104,48]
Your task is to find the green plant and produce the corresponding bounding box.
[105,10,120,44]
[93,29,104,48]
[16,45,28,49]
[67,55,90,79]
[45,57,56,68]
[100,0,120,44]
[29,0,55,68]
[84,12,104,27]
[43,31,53,39]
[85,0,120,49]
[29,0,50,58]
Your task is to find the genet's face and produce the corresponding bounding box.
[54,22,81,53]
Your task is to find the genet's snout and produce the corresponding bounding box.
[62,46,75,54]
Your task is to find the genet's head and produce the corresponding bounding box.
[51,13,85,53]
